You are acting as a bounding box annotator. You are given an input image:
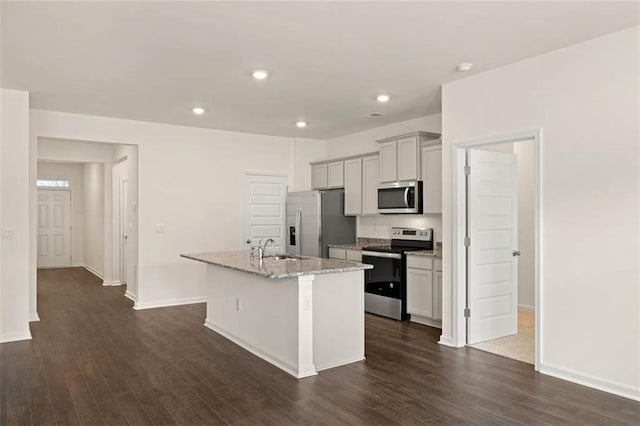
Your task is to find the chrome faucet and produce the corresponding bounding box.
[261,238,275,257]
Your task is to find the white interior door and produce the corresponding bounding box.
[243,174,287,254]
[467,149,518,344]
[120,179,128,284]
[37,189,72,268]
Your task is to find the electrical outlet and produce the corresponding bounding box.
[1,227,16,240]
[236,298,241,311]
[155,224,164,233]
[303,295,312,311]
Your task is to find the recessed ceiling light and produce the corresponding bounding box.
[376,94,390,103]
[296,121,307,128]
[252,70,269,80]
[192,107,205,115]
[456,63,473,72]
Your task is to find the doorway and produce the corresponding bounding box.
[119,178,128,285]
[451,130,542,370]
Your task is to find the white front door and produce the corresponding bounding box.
[467,149,519,344]
[37,189,72,268]
[243,174,287,254]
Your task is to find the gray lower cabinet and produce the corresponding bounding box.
[328,247,362,262]
[406,255,442,328]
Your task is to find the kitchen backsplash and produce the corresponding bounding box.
[357,214,443,242]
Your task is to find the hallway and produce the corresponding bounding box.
[1,268,637,425]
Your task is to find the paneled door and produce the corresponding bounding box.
[243,174,287,255]
[467,149,518,344]
[37,190,71,268]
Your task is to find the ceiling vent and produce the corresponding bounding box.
[368,112,384,117]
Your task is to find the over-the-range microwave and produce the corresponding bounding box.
[378,181,423,214]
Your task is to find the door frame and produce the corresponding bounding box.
[451,129,543,371]
[36,184,73,269]
[119,178,128,285]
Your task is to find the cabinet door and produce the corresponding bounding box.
[328,247,346,260]
[379,141,397,183]
[421,146,442,214]
[406,267,433,318]
[311,163,328,189]
[397,136,419,181]
[344,158,362,215]
[346,249,362,262]
[433,271,443,320]
[362,155,379,215]
[327,161,344,188]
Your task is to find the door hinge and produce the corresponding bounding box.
[464,308,471,318]
[464,237,470,247]
[464,166,471,176]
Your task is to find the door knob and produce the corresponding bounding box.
[246,239,252,244]
[512,250,521,257]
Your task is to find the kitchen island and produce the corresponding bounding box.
[181,251,372,378]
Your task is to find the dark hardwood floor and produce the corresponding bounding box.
[1,267,638,425]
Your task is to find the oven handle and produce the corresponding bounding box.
[362,251,402,259]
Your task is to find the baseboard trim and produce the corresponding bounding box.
[124,290,137,302]
[410,314,442,329]
[0,331,32,343]
[133,296,206,310]
[83,264,104,280]
[438,335,459,347]
[316,356,365,372]
[518,304,535,312]
[102,280,122,286]
[540,362,640,402]
[72,263,84,268]
[204,319,316,379]
[29,312,40,322]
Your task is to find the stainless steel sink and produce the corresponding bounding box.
[265,254,303,261]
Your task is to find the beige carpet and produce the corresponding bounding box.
[469,310,535,365]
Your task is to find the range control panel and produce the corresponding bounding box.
[391,227,433,242]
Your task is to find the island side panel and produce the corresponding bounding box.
[204,265,305,377]
[313,270,365,371]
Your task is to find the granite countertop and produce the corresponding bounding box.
[328,238,391,250]
[406,250,442,258]
[181,251,373,279]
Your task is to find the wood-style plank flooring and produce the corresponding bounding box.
[1,267,638,425]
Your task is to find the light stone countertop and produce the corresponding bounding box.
[181,251,373,279]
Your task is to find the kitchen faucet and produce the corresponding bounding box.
[261,238,275,256]
[247,238,275,261]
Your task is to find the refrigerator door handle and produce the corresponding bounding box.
[295,207,302,256]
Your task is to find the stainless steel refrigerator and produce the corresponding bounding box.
[286,189,356,258]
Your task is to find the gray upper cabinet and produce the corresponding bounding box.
[377,131,440,183]
[421,144,442,214]
[327,161,344,188]
[311,163,329,189]
[344,158,362,215]
[362,154,380,215]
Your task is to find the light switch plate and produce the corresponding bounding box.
[155,224,165,233]
[1,227,16,239]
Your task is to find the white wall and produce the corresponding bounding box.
[30,111,298,310]
[1,88,31,342]
[37,162,85,266]
[442,27,639,399]
[83,163,105,277]
[292,138,326,192]
[326,113,443,241]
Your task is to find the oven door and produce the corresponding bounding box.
[378,181,422,214]
[362,251,406,320]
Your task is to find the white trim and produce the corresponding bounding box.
[204,319,317,379]
[438,335,457,347]
[72,263,84,267]
[133,296,206,310]
[540,362,640,402]
[451,129,543,372]
[518,304,535,312]
[0,331,32,343]
[29,312,40,322]
[102,280,122,286]
[124,290,137,302]
[315,356,365,372]
[83,264,104,279]
[409,314,442,329]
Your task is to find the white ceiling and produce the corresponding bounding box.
[2,1,638,139]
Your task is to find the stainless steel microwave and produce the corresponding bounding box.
[378,181,423,214]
